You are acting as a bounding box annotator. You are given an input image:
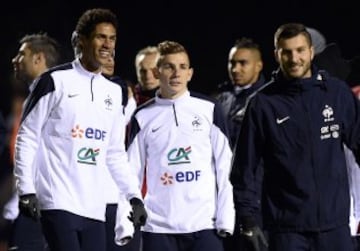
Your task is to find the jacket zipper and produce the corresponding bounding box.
[90,76,95,101]
[172,104,179,126]
[302,92,321,231]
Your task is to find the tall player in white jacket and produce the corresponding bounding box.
[123,40,235,251]
[14,8,147,251]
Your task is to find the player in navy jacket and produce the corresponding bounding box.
[231,23,360,251]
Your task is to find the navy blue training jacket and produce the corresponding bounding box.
[231,67,360,232]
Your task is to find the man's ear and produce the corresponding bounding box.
[77,34,85,53]
[152,67,160,79]
[187,68,194,82]
[256,60,263,73]
[310,46,315,61]
[33,52,46,66]
[274,49,279,63]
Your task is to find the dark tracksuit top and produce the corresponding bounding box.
[216,74,266,149]
[230,68,360,232]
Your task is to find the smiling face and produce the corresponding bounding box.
[155,52,193,99]
[275,33,314,79]
[79,22,116,73]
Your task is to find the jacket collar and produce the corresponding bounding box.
[73,58,103,79]
[155,90,190,105]
[272,65,328,92]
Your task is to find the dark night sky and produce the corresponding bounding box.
[1,0,358,116]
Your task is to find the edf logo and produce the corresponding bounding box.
[72,124,107,141]
[160,170,201,185]
[176,170,201,182]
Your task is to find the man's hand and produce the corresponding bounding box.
[128,198,147,227]
[19,194,40,221]
[240,226,268,251]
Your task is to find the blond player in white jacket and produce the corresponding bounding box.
[118,40,235,251]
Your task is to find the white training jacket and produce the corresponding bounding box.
[126,90,235,234]
[103,96,137,205]
[345,145,360,236]
[14,59,142,221]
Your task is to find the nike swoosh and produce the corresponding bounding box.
[242,230,254,237]
[276,116,290,124]
[152,126,161,133]
[21,199,30,204]
[68,94,79,98]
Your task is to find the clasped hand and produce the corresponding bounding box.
[240,225,268,251]
[19,194,41,221]
[128,198,147,227]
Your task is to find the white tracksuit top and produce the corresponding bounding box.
[127,90,235,234]
[14,59,142,221]
[345,145,360,235]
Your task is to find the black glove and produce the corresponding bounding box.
[128,198,147,227]
[239,216,268,251]
[19,194,40,221]
[240,225,268,251]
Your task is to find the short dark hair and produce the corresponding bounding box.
[20,33,60,68]
[75,8,118,38]
[274,23,312,49]
[157,40,189,66]
[234,37,260,50]
[233,37,262,59]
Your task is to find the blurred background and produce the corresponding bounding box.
[0,0,358,117]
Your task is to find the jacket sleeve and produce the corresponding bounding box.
[14,75,56,195]
[124,97,137,125]
[343,88,360,166]
[106,103,142,201]
[126,116,146,192]
[211,101,235,234]
[230,97,264,223]
[114,193,134,246]
[345,145,360,234]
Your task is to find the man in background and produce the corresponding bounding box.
[132,46,160,105]
[215,37,266,149]
[2,32,61,251]
[215,37,267,251]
